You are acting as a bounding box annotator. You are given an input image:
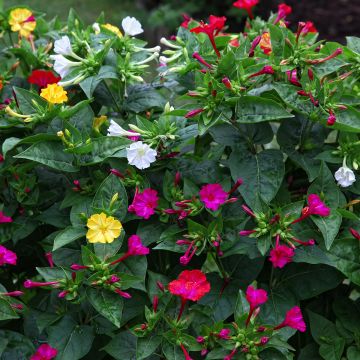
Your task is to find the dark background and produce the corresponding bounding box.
[6,0,360,43]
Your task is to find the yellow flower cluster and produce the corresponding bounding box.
[9,8,36,38]
[40,84,68,104]
[86,213,122,243]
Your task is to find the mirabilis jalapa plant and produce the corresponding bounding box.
[1,1,360,359]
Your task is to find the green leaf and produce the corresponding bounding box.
[14,142,79,172]
[13,86,47,114]
[92,174,128,221]
[103,331,137,360]
[136,335,162,360]
[48,316,94,360]
[86,288,123,328]
[332,106,360,132]
[53,226,86,251]
[229,148,284,209]
[0,298,19,321]
[2,137,21,158]
[235,96,292,123]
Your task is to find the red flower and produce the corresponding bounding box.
[30,344,58,360]
[190,15,227,57]
[128,188,159,219]
[274,3,292,24]
[274,306,306,332]
[233,0,259,19]
[0,211,13,223]
[169,270,210,302]
[199,183,228,211]
[0,245,17,266]
[181,14,192,28]
[269,244,294,268]
[302,21,317,35]
[28,70,61,89]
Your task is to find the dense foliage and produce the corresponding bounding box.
[1,2,360,359]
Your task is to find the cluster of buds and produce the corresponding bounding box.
[197,285,306,360]
[133,295,161,335]
[240,194,330,268]
[159,36,188,71]
[164,197,203,220]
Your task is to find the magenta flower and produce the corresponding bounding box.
[274,306,306,332]
[23,280,59,288]
[350,228,360,240]
[128,188,159,220]
[286,69,301,87]
[30,344,58,360]
[199,183,228,211]
[128,235,150,255]
[217,328,231,339]
[274,3,292,24]
[245,285,268,326]
[269,244,294,268]
[292,194,330,224]
[0,245,17,266]
[0,211,13,223]
[185,108,204,119]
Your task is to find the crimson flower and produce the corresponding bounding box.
[169,270,210,320]
[274,306,306,332]
[190,15,226,57]
[327,110,336,126]
[181,14,192,28]
[0,211,13,223]
[274,3,292,24]
[269,244,294,268]
[0,245,17,266]
[199,183,228,211]
[30,344,58,360]
[350,228,360,240]
[28,70,61,89]
[233,0,259,19]
[286,69,301,87]
[302,21,317,35]
[128,188,159,219]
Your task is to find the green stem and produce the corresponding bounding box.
[103,80,122,113]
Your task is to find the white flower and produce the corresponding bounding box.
[92,22,101,34]
[335,165,356,187]
[107,120,141,137]
[126,141,157,170]
[50,54,81,78]
[53,36,83,61]
[121,16,143,36]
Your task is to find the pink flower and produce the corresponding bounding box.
[114,288,132,299]
[217,328,231,339]
[274,3,292,24]
[185,108,204,118]
[307,194,330,216]
[2,290,24,297]
[30,344,58,360]
[286,69,301,87]
[246,285,268,310]
[0,245,17,266]
[248,65,275,79]
[327,110,336,126]
[350,228,360,240]
[274,306,306,332]
[233,0,259,19]
[23,280,59,288]
[199,184,228,211]
[0,211,13,223]
[128,235,150,255]
[128,188,159,220]
[180,343,193,360]
[269,245,294,268]
[127,130,141,141]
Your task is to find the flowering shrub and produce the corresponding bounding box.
[1,2,360,359]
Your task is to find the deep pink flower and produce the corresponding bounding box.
[185,108,204,118]
[246,285,268,310]
[233,0,259,19]
[114,288,132,299]
[217,328,231,339]
[274,3,292,24]
[180,343,193,360]
[350,228,360,240]
[70,264,89,270]
[307,194,330,216]
[269,244,294,268]
[30,344,58,360]
[0,245,17,266]
[128,235,150,255]
[286,69,301,87]
[274,306,306,332]
[127,130,141,141]
[2,290,24,297]
[199,183,228,211]
[248,65,274,79]
[0,211,13,223]
[45,252,54,268]
[327,110,336,126]
[302,21,317,35]
[23,280,59,288]
[128,188,159,220]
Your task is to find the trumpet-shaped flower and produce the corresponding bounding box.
[40,83,68,104]
[54,36,74,56]
[128,188,159,219]
[30,344,58,360]
[107,120,141,138]
[126,141,157,170]
[274,306,306,332]
[335,165,356,187]
[122,16,143,36]
[50,54,81,78]
[233,0,259,19]
[9,8,36,37]
[86,213,122,243]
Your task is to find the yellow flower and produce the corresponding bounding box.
[93,115,107,132]
[9,8,36,38]
[102,23,123,38]
[86,213,122,244]
[40,84,68,104]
